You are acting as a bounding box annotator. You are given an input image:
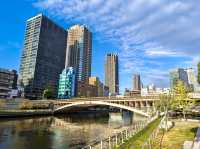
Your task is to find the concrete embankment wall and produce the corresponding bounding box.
[0,109,53,118]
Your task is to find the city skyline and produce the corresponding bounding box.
[0,0,200,93]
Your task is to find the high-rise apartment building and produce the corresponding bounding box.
[19,14,67,99]
[65,25,92,83]
[133,74,141,91]
[105,54,119,95]
[186,68,198,85]
[0,68,18,98]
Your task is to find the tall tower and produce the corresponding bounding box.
[105,54,119,95]
[65,25,92,84]
[133,74,141,91]
[18,14,67,99]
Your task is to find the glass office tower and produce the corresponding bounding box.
[19,14,67,99]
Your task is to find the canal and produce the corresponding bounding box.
[0,111,146,149]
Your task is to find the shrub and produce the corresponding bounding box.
[0,100,5,109]
[19,101,33,110]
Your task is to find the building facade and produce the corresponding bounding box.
[58,67,75,99]
[103,86,109,97]
[186,68,199,91]
[133,74,141,91]
[65,25,92,96]
[0,68,18,98]
[141,86,170,97]
[105,54,119,95]
[77,82,97,97]
[89,76,104,97]
[18,14,67,99]
[170,68,198,91]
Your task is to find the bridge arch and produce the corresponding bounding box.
[54,100,149,117]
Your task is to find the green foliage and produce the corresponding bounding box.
[19,101,49,110]
[19,101,33,110]
[198,61,200,84]
[171,80,195,119]
[43,86,53,99]
[155,94,173,112]
[156,80,195,119]
[0,100,5,109]
[32,104,49,109]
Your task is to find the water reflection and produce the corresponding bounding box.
[0,112,145,149]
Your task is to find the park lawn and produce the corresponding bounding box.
[117,118,161,149]
[157,120,199,149]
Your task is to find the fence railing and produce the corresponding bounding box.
[141,116,166,149]
[82,116,158,149]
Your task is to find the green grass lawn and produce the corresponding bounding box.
[156,120,199,149]
[117,118,161,149]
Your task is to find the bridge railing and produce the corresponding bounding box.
[82,115,158,149]
[54,96,160,101]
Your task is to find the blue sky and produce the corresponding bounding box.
[0,0,200,93]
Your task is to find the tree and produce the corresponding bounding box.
[171,80,195,119]
[198,61,200,84]
[155,94,173,149]
[43,86,53,99]
[155,81,195,149]
[156,94,172,113]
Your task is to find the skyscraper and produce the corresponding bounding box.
[133,74,141,91]
[105,54,119,95]
[19,14,67,99]
[65,25,92,82]
[65,25,92,95]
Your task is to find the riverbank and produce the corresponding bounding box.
[116,117,161,149]
[0,109,111,118]
[0,109,53,117]
[154,120,199,149]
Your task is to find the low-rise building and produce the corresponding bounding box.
[89,76,104,97]
[57,67,75,99]
[124,88,141,97]
[0,68,18,98]
[141,85,170,97]
[77,81,97,97]
[103,86,109,97]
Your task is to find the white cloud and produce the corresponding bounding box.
[33,0,200,88]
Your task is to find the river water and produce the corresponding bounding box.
[0,112,145,149]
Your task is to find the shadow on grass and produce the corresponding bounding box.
[190,127,198,135]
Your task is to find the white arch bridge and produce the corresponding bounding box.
[52,98,158,117]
